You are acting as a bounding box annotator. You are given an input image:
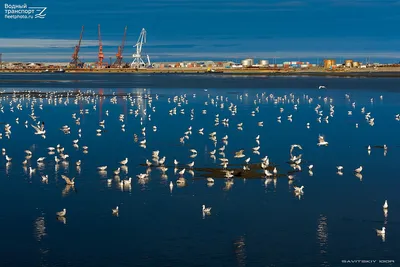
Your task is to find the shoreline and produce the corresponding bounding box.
[1,67,400,78]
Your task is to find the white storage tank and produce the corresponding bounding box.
[241,58,254,67]
[259,60,269,66]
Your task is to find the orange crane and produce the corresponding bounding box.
[112,26,127,67]
[97,24,105,68]
[70,26,84,68]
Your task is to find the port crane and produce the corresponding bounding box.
[112,26,127,68]
[70,26,84,68]
[97,24,105,68]
[131,28,150,68]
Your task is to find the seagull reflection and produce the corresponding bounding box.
[61,161,69,169]
[294,189,303,200]
[56,216,67,225]
[34,216,47,242]
[121,165,128,174]
[176,178,186,188]
[210,155,216,163]
[355,173,363,181]
[62,184,75,197]
[224,180,234,191]
[37,162,45,171]
[317,215,328,255]
[265,178,273,187]
[38,248,49,267]
[376,227,386,242]
[123,184,132,192]
[98,170,107,178]
[234,236,247,267]
[138,177,149,185]
[6,162,11,174]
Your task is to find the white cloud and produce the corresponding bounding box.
[0,38,119,48]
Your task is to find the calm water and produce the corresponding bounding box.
[0,75,399,267]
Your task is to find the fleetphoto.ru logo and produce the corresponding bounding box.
[4,3,47,19]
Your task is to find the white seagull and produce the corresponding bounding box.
[202,205,212,214]
[294,186,304,194]
[61,175,75,185]
[112,206,119,215]
[317,135,329,146]
[354,166,363,173]
[120,158,128,165]
[56,208,66,217]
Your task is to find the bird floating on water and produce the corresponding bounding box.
[317,135,328,146]
[383,200,388,210]
[112,206,119,215]
[56,208,66,217]
[202,205,211,215]
[354,166,363,173]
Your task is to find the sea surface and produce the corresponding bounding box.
[0,74,399,267]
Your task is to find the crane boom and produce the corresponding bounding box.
[121,26,127,55]
[113,26,127,67]
[70,26,84,68]
[78,26,83,47]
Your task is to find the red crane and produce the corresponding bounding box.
[70,26,84,68]
[113,26,127,67]
[97,24,104,68]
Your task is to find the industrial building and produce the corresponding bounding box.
[323,58,372,69]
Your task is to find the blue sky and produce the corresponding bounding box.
[1,0,400,63]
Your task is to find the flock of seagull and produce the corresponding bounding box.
[0,87,398,241]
